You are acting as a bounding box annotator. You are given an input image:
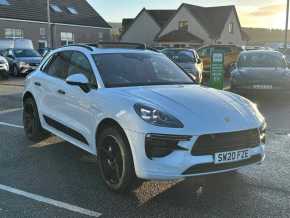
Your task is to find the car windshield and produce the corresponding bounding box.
[93,53,194,88]
[13,49,41,58]
[238,53,286,68]
[162,50,195,63]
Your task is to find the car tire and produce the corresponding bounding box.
[11,64,19,77]
[23,97,48,142]
[97,127,140,193]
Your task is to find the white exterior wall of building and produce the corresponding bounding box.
[217,10,244,46]
[121,10,161,45]
[158,6,211,44]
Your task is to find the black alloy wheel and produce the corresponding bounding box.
[97,127,140,193]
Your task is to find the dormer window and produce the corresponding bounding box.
[67,6,78,15]
[50,4,62,13]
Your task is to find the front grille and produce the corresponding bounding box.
[191,129,260,156]
[29,63,39,67]
[183,154,262,175]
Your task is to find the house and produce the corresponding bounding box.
[121,3,245,48]
[0,0,111,49]
[120,9,176,45]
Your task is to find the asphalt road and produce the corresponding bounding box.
[0,78,290,218]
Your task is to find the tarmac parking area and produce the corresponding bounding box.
[0,79,290,217]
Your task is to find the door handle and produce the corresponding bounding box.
[34,82,41,87]
[57,89,66,95]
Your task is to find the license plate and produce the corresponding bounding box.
[214,149,250,164]
[253,85,272,89]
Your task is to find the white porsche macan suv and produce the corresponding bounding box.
[23,43,266,192]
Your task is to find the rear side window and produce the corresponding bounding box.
[43,51,72,79]
[67,52,96,84]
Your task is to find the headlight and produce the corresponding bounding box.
[242,97,265,122]
[134,103,184,128]
[18,61,27,67]
[0,58,7,65]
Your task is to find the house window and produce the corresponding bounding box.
[178,21,189,31]
[229,22,234,33]
[61,32,74,46]
[0,0,9,5]
[40,28,46,36]
[4,28,23,39]
[98,32,104,41]
[50,4,62,13]
[67,6,78,15]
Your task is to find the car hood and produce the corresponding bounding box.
[236,67,290,84]
[15,57,42,64]
[115,85,262,134]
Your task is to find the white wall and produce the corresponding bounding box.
[158,6,211,44]
[218,10,244,46]
[121,10,161,45]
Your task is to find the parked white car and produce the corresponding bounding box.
[23,43,266,192]
[0,55,9,78]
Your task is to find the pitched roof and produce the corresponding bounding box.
[0,0,111,28]
[183,4,235,38]
[157,30,203,43]
[122,18,134,33]
[146,10,177,28]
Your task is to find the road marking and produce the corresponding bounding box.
[0,122,24,129]
[0,108,23,115]
[0,184,102,217]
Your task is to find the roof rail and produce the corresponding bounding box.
[63,44,94,51]
[95,42,147,49]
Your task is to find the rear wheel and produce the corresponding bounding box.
[23,97,48,142]
[97,127,140,193]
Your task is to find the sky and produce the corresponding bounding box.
[87,0,288,29]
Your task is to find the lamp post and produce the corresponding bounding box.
[285,0,289,49]
[47,0,52,48]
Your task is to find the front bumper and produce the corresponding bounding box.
[0,63,9,72]
[125,129,265,180]
[19,64,39,74]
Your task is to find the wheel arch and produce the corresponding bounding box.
[95,118,129,147]
[23,91,35,104]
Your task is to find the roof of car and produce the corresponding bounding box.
[53,45,160,55]
[240,50,282,55]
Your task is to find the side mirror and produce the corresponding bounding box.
[7,55,14,59]
[197,58,202,64]
[66,73,90,92]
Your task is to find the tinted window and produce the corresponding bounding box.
[239,52,286,68]
[68,52,96,84]
[162,50,195,63]
[13,49,41,58]
[93,53,194,88]
[44,51,72,79]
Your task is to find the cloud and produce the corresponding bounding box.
[247,4,285,17]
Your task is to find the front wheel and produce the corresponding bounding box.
[97,127,140,193]
[23,97,48,142]
[11,65,19,77]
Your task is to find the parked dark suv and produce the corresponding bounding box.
[2,48,42,76]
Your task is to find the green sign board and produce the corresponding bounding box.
[210,52,224,90]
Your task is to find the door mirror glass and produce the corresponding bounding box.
[66,73,89,86]
[197,58,202,64]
